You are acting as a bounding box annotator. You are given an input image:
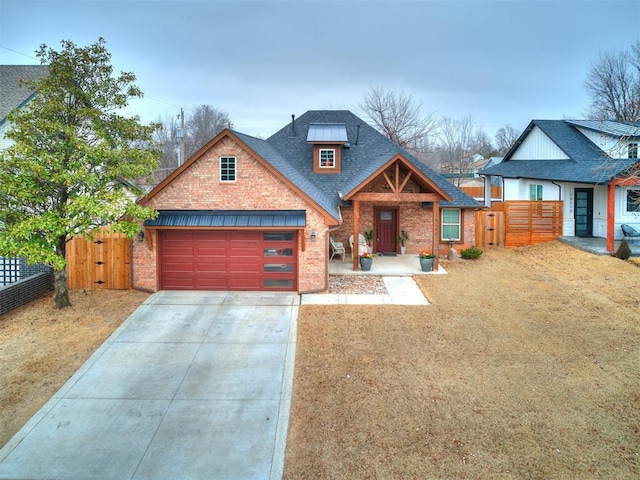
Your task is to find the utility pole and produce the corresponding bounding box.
[177,108,185,166]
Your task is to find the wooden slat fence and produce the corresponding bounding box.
[460,185,502,199]
[66,228,131,289]
[475,201,563,248]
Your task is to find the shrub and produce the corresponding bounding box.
[615,239,632,260]
[461,246,483,260]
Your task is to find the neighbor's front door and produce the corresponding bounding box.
[375,207,397,253]
[574,188,593,237]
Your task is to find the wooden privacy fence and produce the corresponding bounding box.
[476,201,563,248]
[66,228,131,289]
[460,185,502,199]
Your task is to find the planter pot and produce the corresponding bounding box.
[419,257,434,272]
[400,246,407,255]
[360,257,373,271]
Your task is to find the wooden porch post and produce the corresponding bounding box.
[607,183,615,252]
[432,200,440,270]
[352,199,360,271]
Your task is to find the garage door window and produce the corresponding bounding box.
[264,232,293,241]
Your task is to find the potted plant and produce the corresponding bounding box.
[364,229,374,249]
[359,251,375,271]
[418,250,435,272]
[397,229,409,255]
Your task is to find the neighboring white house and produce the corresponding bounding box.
[481,120,640,251]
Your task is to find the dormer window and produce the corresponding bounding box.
[629,143,638,159]
[307,123,348,174]
[320,149,335,168]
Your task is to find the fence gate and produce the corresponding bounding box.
[66,229,130,289]
[475,210,504,248]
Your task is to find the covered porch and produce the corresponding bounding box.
[329,253,447,275]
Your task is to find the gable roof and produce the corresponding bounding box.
[266,110,479,212]
[141,110,480,222]
[0,65,49,123]
[481,119,640,183]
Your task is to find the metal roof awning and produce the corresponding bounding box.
[307,123,348,143]
[144,210,306,228]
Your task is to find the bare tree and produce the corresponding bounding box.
[435,116,487,186]
[495,124,520,155]
[359,86,437,150]
[185,105,231,158]
[585,41,640,122]
[150,105,231,185]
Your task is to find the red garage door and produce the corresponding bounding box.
[159,230,297,291]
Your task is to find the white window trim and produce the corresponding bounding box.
[219,156,236,183]
[319,148,335,168]
[529,184,543,201]
[441,208,461,241]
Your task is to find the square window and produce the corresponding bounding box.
[530,184,543,200]
[319,149,335,168]
[629,143,638,159]
[220,156,236,182]
[441,208,461,241]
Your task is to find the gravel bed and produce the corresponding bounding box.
[328,275,388,294]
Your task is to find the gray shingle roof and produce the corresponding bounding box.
[481,119,640,183]
[264,110,479,219]
[0,65,49,122]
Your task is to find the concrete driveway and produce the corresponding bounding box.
[0,291,298,480]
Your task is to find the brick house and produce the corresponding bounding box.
[134,110,480,293]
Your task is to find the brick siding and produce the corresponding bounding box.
[132,135,330,293]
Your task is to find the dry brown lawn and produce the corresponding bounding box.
[0,289,149,447]
[285,242,640,479]
[1,242,638,479]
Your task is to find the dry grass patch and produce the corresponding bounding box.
[285,242,640,479]
[0,289,149,447]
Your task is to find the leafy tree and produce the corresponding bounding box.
[585,41,640,122]
[0,38,159,308]
[359,86,437,150]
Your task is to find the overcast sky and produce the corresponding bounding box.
[1,0,639,141]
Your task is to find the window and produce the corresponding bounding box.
[627,189,640,212]
[319,149,335,168]
[441,209,461,241]
[629,143,638,159]
[220,156,236,182]
[530,184,543,200]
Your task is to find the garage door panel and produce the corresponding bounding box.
[160,230,297,291]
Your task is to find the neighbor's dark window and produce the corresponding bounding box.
[627,189,640,212]
[220,156,236,182]
[628,143,638,159]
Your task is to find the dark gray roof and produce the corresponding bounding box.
[481,119,640,183]
[264,110,480,218]
[0,65,49,122]
[145,210,306,228]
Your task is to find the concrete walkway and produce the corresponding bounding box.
[301,276,430,305]
[0,291,299,480]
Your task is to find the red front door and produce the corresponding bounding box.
[375,207,397,253]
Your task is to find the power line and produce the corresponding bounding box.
[0,45,38,61]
